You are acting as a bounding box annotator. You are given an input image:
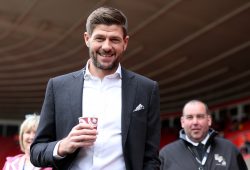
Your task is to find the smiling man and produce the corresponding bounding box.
[160,100,247,170]
[181,100,212,143]
[30,6,160,170]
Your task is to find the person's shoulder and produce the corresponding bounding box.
[214,135,232,143]
[214,136,237,147]
[122,68,156,83]
[53,69,83,80]
[160,140,182,153]
[6,154,24,162]
[213,136,243,155]
[45,70,83,86]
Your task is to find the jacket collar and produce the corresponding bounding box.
[179,128,218,147]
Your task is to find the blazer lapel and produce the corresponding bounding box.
[121,68,137,147]
[69,69,85,124]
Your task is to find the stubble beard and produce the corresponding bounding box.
[91,51,119,71]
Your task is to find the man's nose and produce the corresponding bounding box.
[192,117,199,124]
[102,40,112,51]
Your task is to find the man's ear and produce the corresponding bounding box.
[208,115,212,126]
[180,116,184,128]
[84,32,90,47]
[123,35,129,51]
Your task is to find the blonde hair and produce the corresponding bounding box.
[19,113,40,152]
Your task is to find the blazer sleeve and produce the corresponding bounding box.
[30,79,60,168]
[144,81,161,170]
[31,70,85,169]
[139,81,161,170]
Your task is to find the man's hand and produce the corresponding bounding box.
[57,123,97,157]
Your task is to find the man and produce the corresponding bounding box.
[160,100,248,170]
[30,6,161,170]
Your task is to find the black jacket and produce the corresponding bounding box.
[160,129,248,170]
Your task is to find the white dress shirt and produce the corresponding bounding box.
[186,133,210,146]
[71,62,126,170]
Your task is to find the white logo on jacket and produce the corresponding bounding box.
[214,154,226,166]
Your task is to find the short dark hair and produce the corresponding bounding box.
[182,99,210,115]
[86,6,128,38]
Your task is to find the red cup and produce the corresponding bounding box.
[79,117,98,129]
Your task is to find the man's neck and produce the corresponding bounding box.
[186,134,210,146]
[89,62,117,79]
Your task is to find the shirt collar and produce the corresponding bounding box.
[185,133,210,146]
[179,129,211,146]
[83,60,122,80]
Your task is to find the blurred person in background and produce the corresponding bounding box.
[159,100,247,170]
[3,114,52,170]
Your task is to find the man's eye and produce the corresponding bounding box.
[197,114,206,119]
[186,116,193,120]
[95,38,104,41]
[111,39,120,43]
